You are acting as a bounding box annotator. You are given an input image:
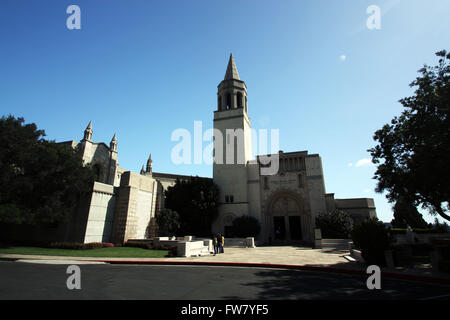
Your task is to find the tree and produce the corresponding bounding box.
[164,177,219,236]
[391,195,428,228]
[351,218,391,265]
[156,208,180,236]
[369,50,450,222]
[232,215,261,238]
[315,210,353,239]
[432,218,450,233]
[0,115,95,225]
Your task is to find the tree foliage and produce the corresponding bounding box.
[156,208,180,236]
[164,177,219,236]
[351,218,391,265]
[0,115,95,225]
[391,195,428,228]
[315,210,353,239]
[369,50,450,221]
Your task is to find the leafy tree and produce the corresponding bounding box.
[391,195,428,228]
[351,218,391,265]
[432,218,450,233]
[164,177,219,236]
[232,215,261,238]
[315,210,353,239]
[369,50,450,222]
[0,115,95,225]
[156,208,180,236]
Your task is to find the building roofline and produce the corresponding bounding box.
[152,172,212,181]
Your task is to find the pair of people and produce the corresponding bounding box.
[212,233,224,255]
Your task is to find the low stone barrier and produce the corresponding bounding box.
[151,236,213,257]
[176,240,212,257]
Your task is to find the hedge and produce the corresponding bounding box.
[48,242,114,250]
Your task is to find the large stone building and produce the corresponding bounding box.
[59,128,200,244]
[211,55,377,244]
[2,54,376,246]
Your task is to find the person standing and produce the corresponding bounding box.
[212,234,218,255]
[216,233,222,254]
[221,234,225,254]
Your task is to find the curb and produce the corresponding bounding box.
[85,259,450,286]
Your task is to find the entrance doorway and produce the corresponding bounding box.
[289,216,302,240]
[273,216,286,240]
[268,192,308,243]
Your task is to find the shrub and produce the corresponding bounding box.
[351,218,391,265]
[167,245,177,257]
[84,242,104,250]
[432,218,450,233]
[101,242,114,248]
[124,241,153,249]
[48,242,114,250]
[232,215,261,238]
[315,210,353,239]
[156,208,181,236]
[49,242,85,250]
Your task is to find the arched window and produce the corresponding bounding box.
[218,95,222,111]
[237,92,242,108]
[264,177,269,189]
[226,93,232,110]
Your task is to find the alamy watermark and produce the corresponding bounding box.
[170,121,280,175]
[66,265,81,290]
[366,5,381,30]
[66,5,81,30]
[366,265,381,290]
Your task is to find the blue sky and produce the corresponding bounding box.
[1,0,449,224]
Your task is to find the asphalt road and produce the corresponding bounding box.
[0,260,449,300]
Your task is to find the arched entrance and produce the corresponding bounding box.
[265,190,312,243]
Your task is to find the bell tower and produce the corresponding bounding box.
[217,54,248,113]
[213,54,252,232]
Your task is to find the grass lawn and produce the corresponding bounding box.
[0,246,169,258]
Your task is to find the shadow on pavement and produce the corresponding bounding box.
[223,260,450,300]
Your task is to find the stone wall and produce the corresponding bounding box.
[111,171,156,244]
[83,182,116,243]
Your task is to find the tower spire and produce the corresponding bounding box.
[146,153,152,173]
[224,53,240,80]
[110,133,117,152]
[83,121,93,141]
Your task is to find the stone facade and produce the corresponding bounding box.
[56,126,202,244]
[211,55,377,245]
